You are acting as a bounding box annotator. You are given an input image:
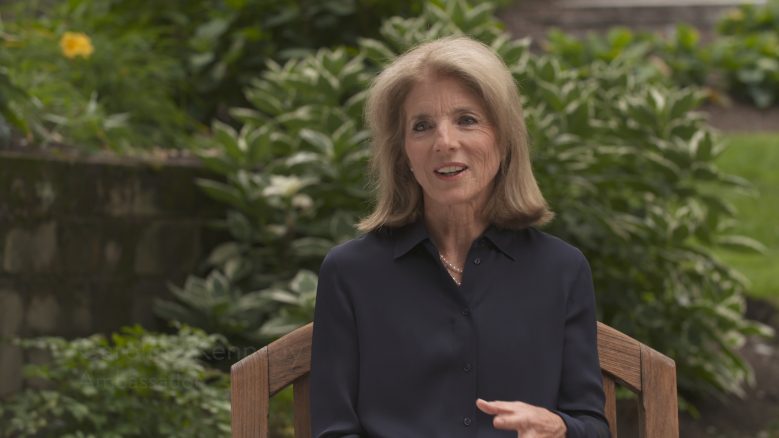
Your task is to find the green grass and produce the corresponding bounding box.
[714,132,779,305]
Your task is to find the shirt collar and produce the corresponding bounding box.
[392,220,429,259]
[392,219,518,261]
[482,225,518,261]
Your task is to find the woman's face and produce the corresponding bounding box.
[402,74,500,213]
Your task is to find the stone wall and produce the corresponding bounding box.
[0,150,225,396]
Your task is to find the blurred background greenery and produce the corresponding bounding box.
[1,0,777,436]
[717,133,779,307]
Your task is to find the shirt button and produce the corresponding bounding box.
[461,308,470,316]
[463,363,472,372]
[463,417,472,427]
[473,258,481,265]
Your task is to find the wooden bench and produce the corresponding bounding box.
[231,322,678,437]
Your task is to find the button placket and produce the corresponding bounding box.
[452,248,479,433]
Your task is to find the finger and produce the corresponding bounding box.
[477,399,528,414]
[492,412,528,431]
[476,399,517,415]
[491,400,530,411]
[476,398,500,414]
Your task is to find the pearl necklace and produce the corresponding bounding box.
[439,253,464,286]
[438,253,464,274]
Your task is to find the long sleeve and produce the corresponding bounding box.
[553,257,610,438]
[310,250,365,437]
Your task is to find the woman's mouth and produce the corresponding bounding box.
[434,165,467,177]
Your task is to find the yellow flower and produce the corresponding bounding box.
[59,32,94,59]
[727,9,744,22]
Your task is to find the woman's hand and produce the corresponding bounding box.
[476,398,566,438]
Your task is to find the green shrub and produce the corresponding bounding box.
[718,0,779,35]
[543,25,710,88]
[544,9,779,109]
[159,0,771,402]
[543,27,656,68]
[518,59,772,399]
[0,68,30,146]
[155,45,374,346]
[0,325,230,437]
[0,0,425,151]
[0,12,195,151]
[711,31,779,108]
[655,24,711,87]
[712,0,779,107]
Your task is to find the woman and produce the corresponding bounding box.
[310,36,609,437]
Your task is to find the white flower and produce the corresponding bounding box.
[266,225,287,236]
[262,175,309,198]
[291,194,314,210]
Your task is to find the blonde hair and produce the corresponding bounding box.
[357,36,553,232]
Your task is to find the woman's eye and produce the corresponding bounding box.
[459,115,477,125]
[412,121,429,132]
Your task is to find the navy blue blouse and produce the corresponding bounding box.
[310,220,609,437]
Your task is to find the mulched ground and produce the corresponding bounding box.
[704,102,779,133]
[676,298,779,438]
[615,297,779,437]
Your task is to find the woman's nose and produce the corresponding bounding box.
[433,122,457,151]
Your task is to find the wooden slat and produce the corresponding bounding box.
[231,347,270,438]
[268,323,313,396]
[638,344,679,438]
[293,375,312,438]
[602,374,618,438]
[597,322,642,391]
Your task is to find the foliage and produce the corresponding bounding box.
[57,0,423,121]
[0,4,196,151]
[709,0,779,107]
[543,27,656,68]
[0,0,424,151]
[718,0,779,35]
[155,267,318,346]
[543,25,712,89]
[0,325,230,437]
[711,32,779,108]
[654,24,711,87]
[0,67,29,146]
[155,269,274,346]
[544,4,779,109]
[257,270,318,339]
[158,0,772,401]
[518,58,772,398]
[155,43,374,346]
